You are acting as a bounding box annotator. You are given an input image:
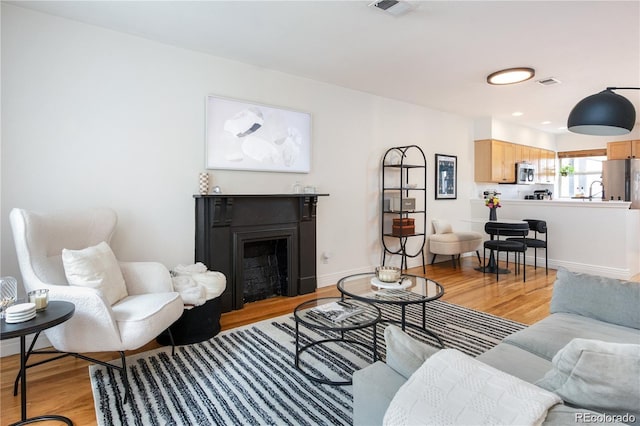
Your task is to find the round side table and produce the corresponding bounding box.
[1,300,75,425]
[294,297,380,385]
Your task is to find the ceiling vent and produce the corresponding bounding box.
[369,0,413,16]
[537,77,562,86]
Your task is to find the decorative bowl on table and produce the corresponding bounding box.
[375,266,402,283]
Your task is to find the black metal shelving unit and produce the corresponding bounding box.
[381,145,427,272]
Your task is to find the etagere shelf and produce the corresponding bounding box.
[381,145,427,272]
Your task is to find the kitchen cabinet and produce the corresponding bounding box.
[474,139,516,183]
[537,149,556,183]
[607,140,640,160]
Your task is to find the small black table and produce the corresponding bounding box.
[1,300,75,425]
[294,297,380,385]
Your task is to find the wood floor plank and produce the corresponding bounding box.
[1,258,561,425]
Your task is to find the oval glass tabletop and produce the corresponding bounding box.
[294,297,380,331]
[337,273,444,305]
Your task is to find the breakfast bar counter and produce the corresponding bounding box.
[469,199,640,280]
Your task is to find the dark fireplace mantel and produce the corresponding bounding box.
[194,194,328,312]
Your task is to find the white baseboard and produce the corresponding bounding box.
[492,252,634,280]
[0,333,52,358]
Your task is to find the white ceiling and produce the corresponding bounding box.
[10,0,640,135]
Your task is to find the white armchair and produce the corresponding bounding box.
[9,207,183,401]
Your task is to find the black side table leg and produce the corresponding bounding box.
[295,321,300,367]
[372,323,378,362]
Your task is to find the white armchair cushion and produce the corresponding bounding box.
[62,241,128,305]
[112,292,183,350]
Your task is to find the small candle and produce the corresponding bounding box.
[28,289,48,311]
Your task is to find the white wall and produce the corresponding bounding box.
[1,5,477,292]
[556,129,640,151]
[474,117,556,150]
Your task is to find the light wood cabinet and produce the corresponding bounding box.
[538,149,556,183]
[474,139,516,183]
[515,145,530,163]
[607,140,640,160]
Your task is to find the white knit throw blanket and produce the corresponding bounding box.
[383,349,562,426]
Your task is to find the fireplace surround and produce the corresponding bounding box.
[194,194,328,312]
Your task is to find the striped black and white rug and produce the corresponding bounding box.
[90,300,525,426]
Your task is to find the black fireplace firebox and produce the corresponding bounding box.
[194,194,328,312]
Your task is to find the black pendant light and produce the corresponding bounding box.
[567,87,639,135]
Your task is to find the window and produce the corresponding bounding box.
[557,150,606,199]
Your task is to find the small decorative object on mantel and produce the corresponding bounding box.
[486,194,501,221]
[199,172,209,195]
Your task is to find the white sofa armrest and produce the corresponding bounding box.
[119,261,173,295]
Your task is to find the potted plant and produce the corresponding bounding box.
[559,164,574,177]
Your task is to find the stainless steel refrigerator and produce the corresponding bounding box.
[603,158,640,209]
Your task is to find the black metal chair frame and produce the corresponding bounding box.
[483,222,529,282]
[507,219,548,275]
[13,328,176,404]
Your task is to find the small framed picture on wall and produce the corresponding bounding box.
[435,154,457,200]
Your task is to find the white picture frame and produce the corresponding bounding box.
[206,95,311,173]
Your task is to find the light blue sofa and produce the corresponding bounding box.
[353,269,640,425]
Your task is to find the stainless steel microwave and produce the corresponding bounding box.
[516,162,535,184]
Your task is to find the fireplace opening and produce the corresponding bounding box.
[242,238,289,303]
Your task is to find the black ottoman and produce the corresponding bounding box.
[157,297,222,346]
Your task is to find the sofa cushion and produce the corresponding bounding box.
[384,325,439,379]
[62,241,128,305]
[536,338,640,419]
[503,313,640,361]
[353,361,407,426]
[551,268,640,329]
[477,342,552,384]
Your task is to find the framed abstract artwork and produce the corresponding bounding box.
[205,95,311,173]
[435,154,457,199]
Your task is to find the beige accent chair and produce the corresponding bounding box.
[428,220,483,268]
[9,207,183,402]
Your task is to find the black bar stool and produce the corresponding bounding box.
[483,222,529,282]
[507,219,548,275]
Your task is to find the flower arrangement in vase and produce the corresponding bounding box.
[485,195,501,220]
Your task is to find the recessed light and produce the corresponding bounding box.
[512,112,524,117]
[487,67,535,85]
[541,121,552,125]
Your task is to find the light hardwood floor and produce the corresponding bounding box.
[0,257,563,425]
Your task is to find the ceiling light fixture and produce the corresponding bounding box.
[512,112,524,117]
[567,87,639,135]
[487,67,535,85]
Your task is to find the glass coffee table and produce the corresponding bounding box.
[294,297,381,385]
[337,273,445,347]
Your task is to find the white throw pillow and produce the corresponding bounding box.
[536,338,640,416]
[432,220,452,234]
[62,241,128,305]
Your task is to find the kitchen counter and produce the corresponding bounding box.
[499,199,632,209]
[470,199,639,280]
